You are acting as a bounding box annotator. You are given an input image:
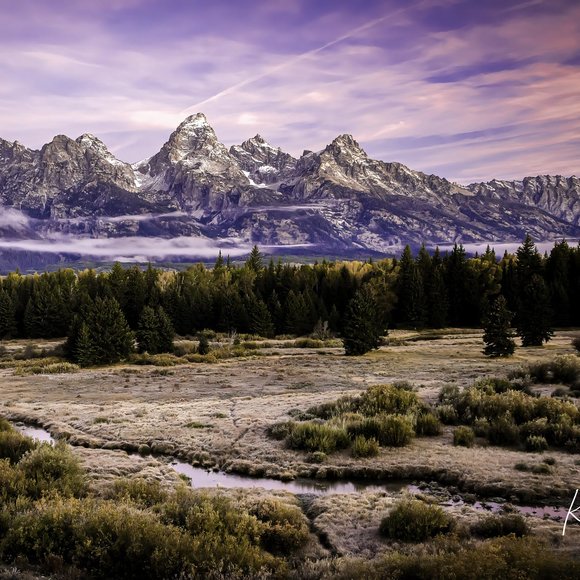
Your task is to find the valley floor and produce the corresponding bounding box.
[2,329,580,566]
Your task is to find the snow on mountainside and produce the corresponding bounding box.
[0,112,578,260]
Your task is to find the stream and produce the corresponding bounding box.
[12,422,568,519]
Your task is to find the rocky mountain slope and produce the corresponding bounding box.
[0,112,578,260]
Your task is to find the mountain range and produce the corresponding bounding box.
[0,112,578,265]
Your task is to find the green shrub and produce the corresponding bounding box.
[14,362,80,375]
[351,435,380,458]
[17,443,87,499]
[487,416,520,446]
[286,422,350,453]
[470,514,530,538]
[437,404,459,425]
[294,338,324,348]
[267,421,295,440]
[0,430,37,464]
[130,353,183,366]
[1,497,198,579]
[106,478,167,508]
[307,395,357,419]
[173,340,196,356]
[438,384,460,405]
[0,418,13,432]
[516,356,580,385]
[0,459,24,501]
[474,377,514,394]
[543,456,556,465]
[514,462,529,471]
[249,499,310,555]
[336,536,580,579]
[306,451,326,463]
[197,333,210,355]
[357,384,420,416]
[531,463,552,475]
[158,488,280,576]
[453,426,475,447]
[525,435,549,452]
[415,412,442,436]
[379,499,454,542]
[348,414,414,447]
[473,417,490,437]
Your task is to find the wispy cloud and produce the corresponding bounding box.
[0,0,578,182]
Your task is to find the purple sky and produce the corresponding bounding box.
[1,0,579,183]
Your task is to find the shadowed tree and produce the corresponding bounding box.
[516,274,553,346]
[482,295,516,357]
[136,305,175,354]
[0,289,16,339]
[68,297,134,366]
[342,286,384,356]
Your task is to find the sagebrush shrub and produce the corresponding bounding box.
[470,514,530,539]
[0,430,37,464]
[249,499,310,555]
[286,422,350,453]
[525,435,549,452]
[379,499,454,542]
[487,417,520,446]
[18,443,87,499]
[357,384,420,416]
[351,435,380,458]
[453,426,475,447]
[415,412,442,436]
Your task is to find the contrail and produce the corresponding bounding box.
[179,12,399,116]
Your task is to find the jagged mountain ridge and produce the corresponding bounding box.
[0,112,578,256]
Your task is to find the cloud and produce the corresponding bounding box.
[0,235,253,260]
[0,0,578,183]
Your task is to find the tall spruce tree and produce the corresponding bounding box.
[482,295,516,357]
[68,297,134,366]
[136,305,175,354]
[0,289,16,339]
[342,287,383,356]
[516,274,553,346]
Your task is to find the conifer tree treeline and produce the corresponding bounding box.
[0,239,577,344]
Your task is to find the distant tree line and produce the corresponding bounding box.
[0,237,577,360]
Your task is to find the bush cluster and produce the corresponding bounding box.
[453,426,475,447]
[470,514,530,538]
[379,499,455,542]
[286,422,350,454]
[335,536,579,579]
[0,427,310,579]
[279,384,442,456]
[351,435,380,458]
[437,377,580,451]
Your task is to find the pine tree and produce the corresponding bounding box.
[246,245,263,272]
[75,322,95,367]
[155,306,175,353]
[136,306,159,353]
[396,246,426,327]
[248,297,274,338]
[427,265,448,328]
[482,296,516,357]
[67,297,134,365]
[342,287,383,356]
[516,274,553,346]
[197,333,210,355]
[0,289,16,339]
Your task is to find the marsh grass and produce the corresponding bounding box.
[287,422,350,454]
